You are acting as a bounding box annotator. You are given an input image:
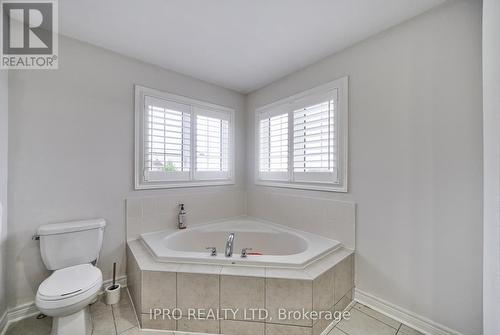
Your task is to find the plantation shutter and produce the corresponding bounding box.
[143,96,191,181]
[292,90,338,183]
[258,105,289,181]
[194,107,231,180]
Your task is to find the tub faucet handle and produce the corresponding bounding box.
[241,248,253,258]
[206,247,217,256]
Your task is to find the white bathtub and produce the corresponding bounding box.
[140,217,341,268]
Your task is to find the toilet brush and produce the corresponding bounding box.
[105,262,121,305]
[112,263,117,289]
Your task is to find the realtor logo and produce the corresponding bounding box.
[1,0,58,69]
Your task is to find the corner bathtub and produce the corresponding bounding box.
[140,217,341,268]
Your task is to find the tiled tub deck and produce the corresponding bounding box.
[127,240,355,335]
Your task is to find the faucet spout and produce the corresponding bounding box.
[225,233,235,257]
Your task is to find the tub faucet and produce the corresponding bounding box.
[225,233,235,257]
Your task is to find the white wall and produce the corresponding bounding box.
[246,1,482,334]
[0,71,8,322]
[7,36,246,309]
[482,0,500,334]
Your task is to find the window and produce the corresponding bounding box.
[135,86,234,189]
[258,106,289,181]
[255,77,348,192]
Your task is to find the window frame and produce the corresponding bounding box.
[254,76,348,192]
[135,85,235,190]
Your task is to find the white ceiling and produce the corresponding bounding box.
[59,0,446,93]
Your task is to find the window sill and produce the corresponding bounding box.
[135,179,235,190]
[254,180,347,193]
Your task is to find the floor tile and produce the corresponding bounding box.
[220,319,265,335]
[337,309,397,335]
[120,327,141,335]
[90,294,113,315]
[266,323,312,335]
[93,309,117,335]
[5,314,52,335]
[4,294,410,335]
[352,303,400,329]
[116,288,134,308]
[329,328,348,335]
[141,330,175,335]
[177,317,219,333]
[398,324,424,335]
[113,304,139,333]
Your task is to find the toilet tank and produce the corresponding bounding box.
[37,219,106,270]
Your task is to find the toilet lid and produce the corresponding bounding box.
[38,264,102,301]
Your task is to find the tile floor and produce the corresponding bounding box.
[4,289,424,335]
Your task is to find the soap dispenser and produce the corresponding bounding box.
[178,204,187,229]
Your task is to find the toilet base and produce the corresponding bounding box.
[50,306,92,335]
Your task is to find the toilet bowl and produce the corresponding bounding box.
[34,219,106,335]
[36,264,102,335]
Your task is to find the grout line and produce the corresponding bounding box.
[111,289,138,335]
[218,274,221,334]
[336,328,349,335]
[397,322,403,332]
[175,272,178,332]
[125,288,141,332]
[110,303,119,335]
[352,303,401,330]
[264,275,267,335]
[330,291,357,334]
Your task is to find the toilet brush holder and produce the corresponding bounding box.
[105,283,121,305]
[105,262,120,305]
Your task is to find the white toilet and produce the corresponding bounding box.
[35,219,106,335]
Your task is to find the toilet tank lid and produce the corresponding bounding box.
[37,219,106,236]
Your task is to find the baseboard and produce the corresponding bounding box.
[354,289,464,335]
[0,275,127,335]
[5,302,39,324]
[0,302,39,335]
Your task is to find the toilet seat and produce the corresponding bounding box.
[36,264,102,317]
[38,264,101,301]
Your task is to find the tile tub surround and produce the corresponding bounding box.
[126,192,356,251]
[127,240,354,334]
[246,191,356,250]
[126,191,247,241]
